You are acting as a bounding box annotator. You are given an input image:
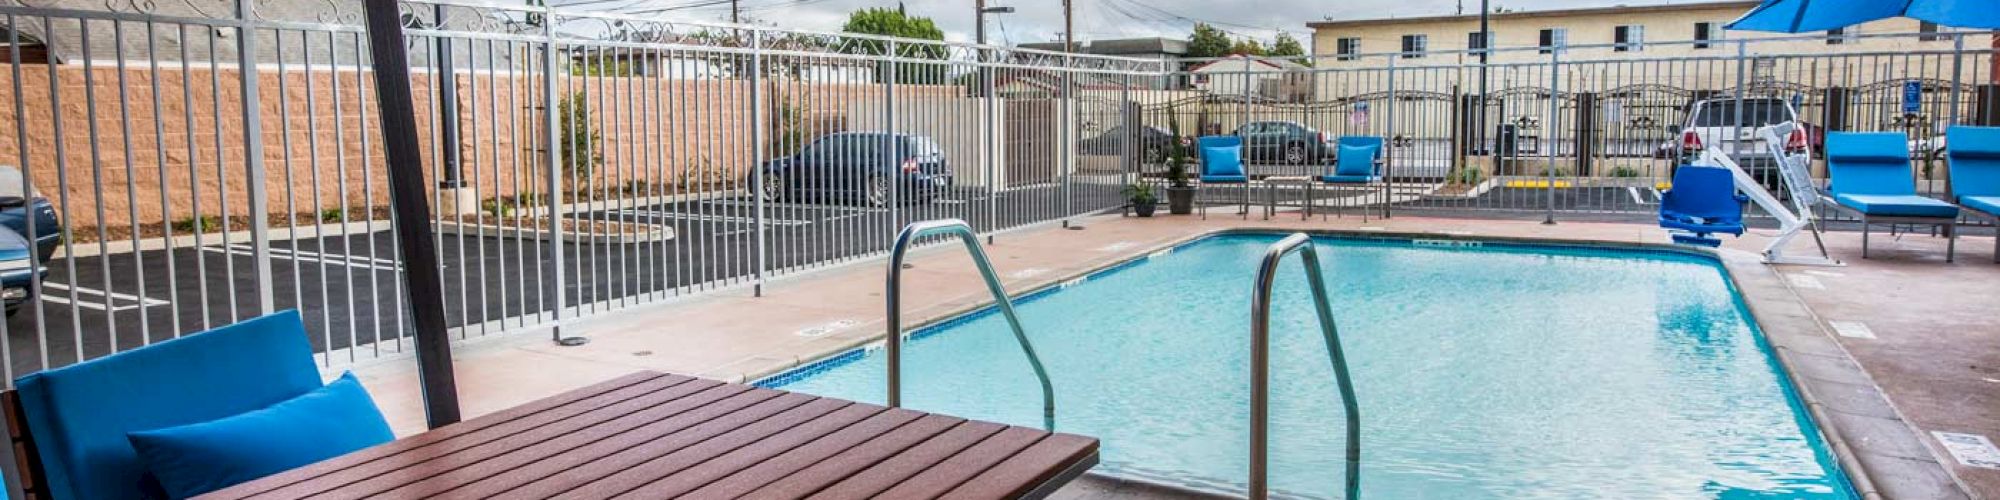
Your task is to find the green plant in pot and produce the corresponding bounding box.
[1163,104,1197,214]
[1122,182,1159,217]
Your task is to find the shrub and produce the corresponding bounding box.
[172,215,223,233]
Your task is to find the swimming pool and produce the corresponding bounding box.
[760,232,1854,499]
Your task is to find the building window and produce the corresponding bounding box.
[1400,34,1427,59]
[1538,28,1566,54]
[1614,25,1645,52]
[1919,21,1944,41]
[1467,30,1491,53]
[1336,37,1360,61]
[1693,22,1718,49]
[1826,27,1852,44]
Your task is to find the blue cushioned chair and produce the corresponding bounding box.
[1197,135,1250,219]
[1946,126,2000,263]
[1658,164,1746,247]
[1824,132,1959,261]
[4,310,325,500]
[1312,136,1386,221]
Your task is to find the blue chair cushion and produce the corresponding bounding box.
[1334,144,1376,177]
[1960,195,2000,215]
[1200,145,1243,177]
[1825,132,1918,197]
[127,372,391,499]
[1318,174,1375,183]
[1947,126,2000,199]
[13,310,321,500]
[1200,174,1248,183]
[1834,193,1960,218]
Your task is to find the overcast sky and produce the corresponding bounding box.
[599,0,1735,46]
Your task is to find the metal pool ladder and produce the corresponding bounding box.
[1250,233,1361,500]
[885,219,1056,431]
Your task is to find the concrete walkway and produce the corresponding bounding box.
[348,208,2000,498]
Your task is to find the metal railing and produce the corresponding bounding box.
[884,218,1055,431]
[1249,233,1359,500]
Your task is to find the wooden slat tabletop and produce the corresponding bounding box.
[198,371,1098,500]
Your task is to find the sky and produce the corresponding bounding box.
[572,0,1739,46]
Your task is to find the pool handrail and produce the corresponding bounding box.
[1250,233,1361,500]
[885,219,1057,431]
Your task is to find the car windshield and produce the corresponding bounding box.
[901,137,942,156]
[1692,99,1792,127]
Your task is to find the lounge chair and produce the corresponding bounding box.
[1197,135,1250,219]
[1658,164,1746,247]
[1314,135,1386,221]
[1945,125,2000,262]
[1823,131,1959,261]
[3,310,393,499]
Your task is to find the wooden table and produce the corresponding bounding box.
[200,371,1099,499]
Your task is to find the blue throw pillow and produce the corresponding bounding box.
[1202,145,1243,176]
[127,372,393,499]
[1335,144,1376,177]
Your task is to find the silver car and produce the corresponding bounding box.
[1672,97,1812,189]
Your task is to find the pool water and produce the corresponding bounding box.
[762,233,1854,499]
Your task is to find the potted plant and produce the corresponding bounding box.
[1122,182,1159,217]
[1164,105,1198,215]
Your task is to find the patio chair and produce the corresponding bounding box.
[1196,135,1250,220]
[1314,136,1386,221]
[1823,131,1959,261]
[1946,125,2000,263]
[1658,164,1746,247]
[3,310,393,500]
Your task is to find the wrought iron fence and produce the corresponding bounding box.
[0,0,1994,381]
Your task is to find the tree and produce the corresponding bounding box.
[1186,23,1231,59]
[1229,38,1267,56]
[1271,33,1305,58]
[841,7,948,84]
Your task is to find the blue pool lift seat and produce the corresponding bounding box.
[1314,136,1386,220]
[1658,164,1747,247]
[4,310,326,500]
[1945,125,2000,263]
[1824,131,1960,261]
[1197,135,1250,219]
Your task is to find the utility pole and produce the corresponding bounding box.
[974,0,1014,96]
[1062,0,1073,52]
[1476,0,1490,155]
[731,0,739,23]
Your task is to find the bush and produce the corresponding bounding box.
[1607,166,1643,178]
[318,208,344,223]
[1447,167,1485,186]
[172,215,223,233]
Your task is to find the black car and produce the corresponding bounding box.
[1078,125,1175,162]
[0,166,61,316]
[754,132,953,206]
[1233,120,1338,165]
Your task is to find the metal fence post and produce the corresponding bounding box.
[884,40,899,227]
[541,11,578,346]
[1061,53,1075,227]
[1543,46,1561,225]
[750,29,767,297]
[235,0,274,314]
[1384,54,1398,219]
[983,46,999,244]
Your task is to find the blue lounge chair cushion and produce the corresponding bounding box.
[1334,144,1376,177]
[1318,174,1375,183]
[13,310,322,500]
[1833,193,1960,218]
[1200,145,1243,177]
[1200,174,1248,183]
[1825,132,1918,197]
[1947,126,2000,199]
[1960,195,2000,215]
[1659,165,1746,238]
[128,372,392,499]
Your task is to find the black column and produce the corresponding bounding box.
[1574,92,1597,176]
[1975,84,2000,126]
[360,0,461,429]
[1824,86,1850,132]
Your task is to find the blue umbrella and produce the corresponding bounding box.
[1728,0,2000,32]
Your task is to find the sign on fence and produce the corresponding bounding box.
[1903,81,1923,115]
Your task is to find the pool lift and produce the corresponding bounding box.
[1664,123,1842,266]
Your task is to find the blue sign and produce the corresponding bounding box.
[1903,81,1922,114]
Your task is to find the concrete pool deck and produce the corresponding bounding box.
[347,209,1999,499]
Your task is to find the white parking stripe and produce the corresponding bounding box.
[608,209,812,226]
[40,282,170,312]
[203,244,402,271]
[707,199,888,213]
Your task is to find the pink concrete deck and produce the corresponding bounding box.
[346,209,2000,498]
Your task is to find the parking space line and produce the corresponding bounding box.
[40,282,170,312]
[607,209,812,226]
[203,244,402,271]
[706,199,888,213]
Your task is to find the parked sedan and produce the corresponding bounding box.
[1078,125,1175,162]
[753,132,953,206]
[0,166,60,316]
[1232,120,1338,165]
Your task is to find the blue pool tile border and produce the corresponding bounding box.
[753,230,1727,390]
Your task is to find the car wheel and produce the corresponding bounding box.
[757,171,787,202]
[1143,145,1164,163]
[1284,143,1308,165]
[864,175,890,207]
